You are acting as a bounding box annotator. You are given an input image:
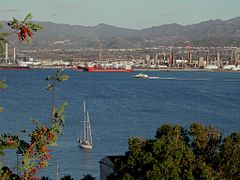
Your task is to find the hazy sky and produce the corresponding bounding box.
[0,0,239,29]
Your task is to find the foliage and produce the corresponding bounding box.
[81,174,96,180]
[46,69,69,107]
[7,13,42,44]
[0,13,42,54]
[61,175,74,180]
[0,166,20,180]
[0,80,7,112]
[0,23,6,55]
[0,70,68,179]
[189,123,222,178]
[0,13,67,179]
[40,176,52,180]
[219,132,240,179]
[109,123,240,180]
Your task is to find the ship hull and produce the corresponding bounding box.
[79,143,93,149]
[0,66,31,70]
[80,67,133,72]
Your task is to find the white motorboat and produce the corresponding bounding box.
[133,73,149,78]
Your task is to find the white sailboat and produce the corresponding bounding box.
[78,99,93,149]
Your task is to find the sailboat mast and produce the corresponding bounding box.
[56,164,59,180]
[83,99,86,141]
[87,110,92,144]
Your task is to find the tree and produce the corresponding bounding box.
[81,174,96,180]
[189,123,222,179]
[109,123,240,180]
[0,14,70,179]
[151,124,195,179]
[112,125,195,180]
[0,69,69,179]
[40,176,52,180]
[61,175,74,180]
[219,132,240,179]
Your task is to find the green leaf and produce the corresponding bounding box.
[45,76,51,81]
[55,69,69,82]
[0,106,4,112]
[27,37,32,45]
[59,74,69,81]
[23,13,33,22]
[23,154,31,169]
[0,80,7,89]
[48,141,57,146]
[26,22,43,32]
[31,118,40,127]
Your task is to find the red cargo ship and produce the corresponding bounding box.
[74,66,133,72]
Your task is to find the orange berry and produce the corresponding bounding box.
[41,126,47,132]
[6,139,16,145]
[41,145,48,152]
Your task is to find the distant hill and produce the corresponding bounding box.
[2,17,240,49]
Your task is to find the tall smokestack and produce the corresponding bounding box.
[206,51,209,66]
[217,51,220,67]
[188,50,192,64]
[170,51,174,67]
[13,45,16,63]
[5,43,8,64]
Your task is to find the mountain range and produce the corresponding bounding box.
[2,17,240,49]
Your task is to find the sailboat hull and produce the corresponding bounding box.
[79,143,93,149]
[79,140,93,149]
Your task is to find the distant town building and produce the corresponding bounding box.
[198,57,205,67]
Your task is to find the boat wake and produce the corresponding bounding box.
[151,77,211,81]
[154,78,240,82]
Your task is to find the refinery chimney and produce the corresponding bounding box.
[205,51,209,66]
[5,43,8,64]
[13,45,16,63]
[217,51,220,67]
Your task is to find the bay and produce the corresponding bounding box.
[0,69,240,179]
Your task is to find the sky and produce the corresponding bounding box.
[0,0,240,29]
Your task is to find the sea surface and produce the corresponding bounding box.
[0,69,240,179]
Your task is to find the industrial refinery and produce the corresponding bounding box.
[1,42,240,71]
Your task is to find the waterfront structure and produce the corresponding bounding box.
[2,45,240,71]
[235,48,240,63]
[99,156,124,180]
[198,57,205,68]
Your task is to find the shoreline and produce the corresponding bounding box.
[132,68,240,73]
[1,65,240,72]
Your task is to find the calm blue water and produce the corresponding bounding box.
[0,70,240,179]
